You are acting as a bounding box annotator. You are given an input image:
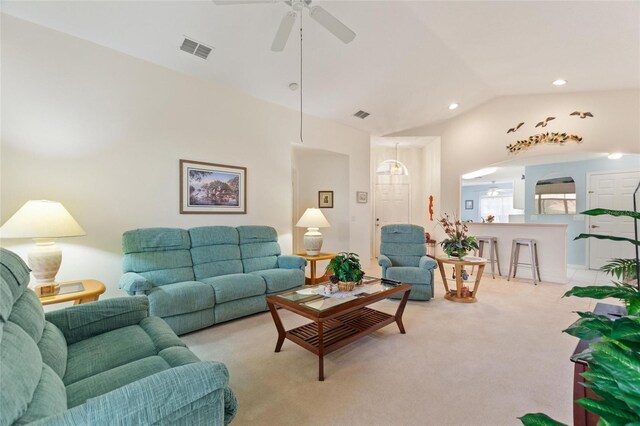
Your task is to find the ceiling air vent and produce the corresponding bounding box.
[354,110,370,119]
[180,37,213,60]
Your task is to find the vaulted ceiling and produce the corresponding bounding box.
[3,1,639,135]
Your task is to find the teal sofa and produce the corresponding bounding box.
[0,248,237,426]
[378,224,437,301]
[120,226,306,335]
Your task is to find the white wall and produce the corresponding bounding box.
[392,90,640,220]
[0,15,371,299]
[292,147,350,255]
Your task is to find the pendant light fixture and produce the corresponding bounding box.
[376,143,409,176]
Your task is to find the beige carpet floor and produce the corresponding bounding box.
[182,270,611,426]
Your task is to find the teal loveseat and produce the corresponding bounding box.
[0,248,237,426]
[378,224,437,301]
[120,226,306,335]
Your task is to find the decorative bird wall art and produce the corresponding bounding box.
[535,117,555,128]
[570,111,594,119]
[506,122,524,134]
[506,132,583,154]
[505,110,594,154]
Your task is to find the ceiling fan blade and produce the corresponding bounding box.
[271,11,296,52]
[213,1,276,5]
[308,5,355,44]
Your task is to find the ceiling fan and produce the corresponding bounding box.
[213,0,356,51]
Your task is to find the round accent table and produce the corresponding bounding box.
[435,256,487,303]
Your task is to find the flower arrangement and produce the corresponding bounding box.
[485,215,495,223]
[438,214,479,259]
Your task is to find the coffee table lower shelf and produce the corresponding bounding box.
[288,307,394,354]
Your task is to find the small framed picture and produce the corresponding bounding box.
[318,191,334,208]
[356,191,368,203]
[180,159,247,214]
[465,200,473,210]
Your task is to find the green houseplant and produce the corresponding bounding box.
[439,213,479,259]
[326,252,365,290]
[520,208,640,426]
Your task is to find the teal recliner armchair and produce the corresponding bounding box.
[0,248,237,425]
[378,224,437,301]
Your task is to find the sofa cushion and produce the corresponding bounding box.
[122,228,191,253]
[0,322,43,426]
[66,356,172,408]
[250,269,304,293]
[139,316,187,352]
[123,250,195,286]
[190,226,243,280]
[147,281,215,318]
[64,325,158,385]
[202,274,266,304]
[238,226,281,272]
[38,321,68,379]
[14,364,67,425]
[122,228,195,286]
[8,290,45,343]
[385,266,431,285]
[1,249,31,323]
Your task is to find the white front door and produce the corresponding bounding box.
[375,184,410,257]
[588,171,640,269]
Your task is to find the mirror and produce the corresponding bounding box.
[534,177,576,214]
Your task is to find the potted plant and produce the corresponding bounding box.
[520,207,640,426]
[326,252,365,292]
[438,214,479,259]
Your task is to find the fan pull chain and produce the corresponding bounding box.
[299,11,304,143]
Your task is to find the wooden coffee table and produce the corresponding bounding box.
[266,279,411,381]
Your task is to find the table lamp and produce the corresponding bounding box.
[0,200,86,285]
[296,208,330,256]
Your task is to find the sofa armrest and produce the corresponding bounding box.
[44,296,149,345]
[34,362,238,426]
[419,256,437,270]
[378,255,392,268]
[119,272,153,295]
[278,255,307,270]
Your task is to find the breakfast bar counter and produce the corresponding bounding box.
[466,222,568,284]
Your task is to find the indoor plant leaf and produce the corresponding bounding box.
[574,233,640,247]
[575,397,639,423]
[610,317,640,342]
[564,284,638,300]
[518,413,567,426]
[580,208,640,220]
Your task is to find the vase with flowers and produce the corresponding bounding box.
[438,214,479,259]
[484,215,495,223]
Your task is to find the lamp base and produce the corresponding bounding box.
[28,239,62,284]
[303,228,323,256]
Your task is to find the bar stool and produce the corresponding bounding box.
[507,238,541,285]
[472,236,501,278]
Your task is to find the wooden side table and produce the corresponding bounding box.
[295,252,337,286]
[38,279,106,306]
[435,256,486,303]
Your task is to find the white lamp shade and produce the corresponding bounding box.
[0,200,86,239]
[296,208,331,228]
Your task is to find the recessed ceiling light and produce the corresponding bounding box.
[552,79,567,86]
[462,167,497,180]
[608,153,623,160]
[448,103,459,110]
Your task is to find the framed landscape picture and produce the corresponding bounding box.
[318,191,333,208]
[180,159,246,214]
